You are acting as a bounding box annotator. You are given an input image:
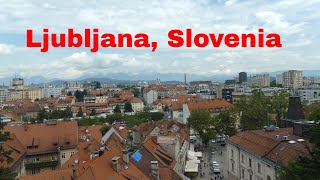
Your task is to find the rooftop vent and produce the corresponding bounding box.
[288,140,296,144]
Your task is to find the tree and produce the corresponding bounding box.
[187,110,216,146]
[280,124,320,179]
[237,90,271,131]
[74,90,86,102]
[76,107,84,117]
[93,81,101,89]
[270,80,277,87]
[100,126,110,136]
[91,109,97,116]
[214,109,237,136]
[271,91,289,127]
[132,87,140,97]
[114,105,121,113]
[0,122,17,179]
[124,102,133,112]
[163,105,169,112]
[150,112,164,121]
[307,107,320,121]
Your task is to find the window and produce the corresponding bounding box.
[231,149,234,159]
[249,174,253,180]
[71,151,75,157]
[31,168,40,175]
[258,163,261,173]
[231,162,235,172]
[249,158,252,168]
[241,169,245,178]
[241,154,244,163]
[51,156,56,161]
[52,166,56,170]
[267,175,271,180]
[32,157,40,163]
[61,152,66,159]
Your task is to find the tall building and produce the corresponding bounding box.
[282,70,302,89]
[248,74,270,87]
[239,72,247,84]
[276,74,283,85]
[11,78,24,87]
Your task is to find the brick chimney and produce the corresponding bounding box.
[150,161,159,179]
[112,156,120,173]
[122,149,129,165]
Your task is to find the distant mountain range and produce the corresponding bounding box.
[1,70,320,85]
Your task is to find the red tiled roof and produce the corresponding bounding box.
[19,168,74,180]
[4,121,78,154]
[228,128,310,165]
[0,133,26,168]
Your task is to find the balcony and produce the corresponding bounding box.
[25,160,58,169]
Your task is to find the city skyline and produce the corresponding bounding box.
[0,0,319,80]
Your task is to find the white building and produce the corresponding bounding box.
[41,86,63,98]
[0,86,9,105]
[143,90,158,104]
[248,74,270,87]
[282,70,302,89]
[303,77,320,87]
[296,88,320,102]
[129,97,144,112]
[227,127,309,180]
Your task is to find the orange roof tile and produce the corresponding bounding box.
[19,168,74,180]
[228,128,310,165]
[4,121,78,154]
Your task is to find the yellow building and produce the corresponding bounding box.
[27,88,42,101]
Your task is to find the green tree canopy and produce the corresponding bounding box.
[124,102,133,112]
[187,110,216,146]
[114,105,122,113]
[237,90,272,131]
[76,107,84,117]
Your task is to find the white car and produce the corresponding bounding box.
[211,161,219,167]
[213,167,221,173]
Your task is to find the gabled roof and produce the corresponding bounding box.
[4,121,78,154]
[130,138,182,180]
[77,133,148,180]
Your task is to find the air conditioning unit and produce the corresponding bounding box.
[283,136,289,141]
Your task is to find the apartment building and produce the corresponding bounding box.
[4,121,78,177]
[248,74,270,88]
[282,70,303,89]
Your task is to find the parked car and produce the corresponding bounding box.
[213,167,221,173]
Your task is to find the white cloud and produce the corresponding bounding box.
[0,44,16,54]
[0,0,319,79]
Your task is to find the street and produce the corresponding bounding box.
[191,141,228,180]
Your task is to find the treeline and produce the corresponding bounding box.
[77,111,164,128]
[187,90,289,145]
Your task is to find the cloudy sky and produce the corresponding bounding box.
[0,0,319,80]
